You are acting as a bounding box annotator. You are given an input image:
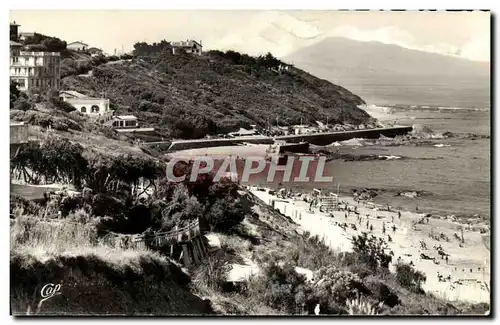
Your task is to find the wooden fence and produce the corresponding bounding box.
[100,219,207,266]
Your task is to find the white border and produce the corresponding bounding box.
[2,1,496,324]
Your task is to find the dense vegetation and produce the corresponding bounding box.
[10,135,246,235]
[21,32,68,54]
[62,42,370,139]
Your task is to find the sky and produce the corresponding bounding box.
[9,10,491,62]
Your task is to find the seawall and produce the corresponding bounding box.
[164,126,412,151]
[275,126,413,146]
[167,137,275,151]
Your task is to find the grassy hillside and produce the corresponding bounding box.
[10,216,212,315]
[61,48,371,139]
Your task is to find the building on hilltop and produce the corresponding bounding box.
[10,21,20,41]
[19,32,35,42]
[105,115,139,129]
[10,44,61,92]
[67,41,88,52]
[171,39,203,55]
[59,90,113,121]
[9,22,61,92]
[87,47,104,57]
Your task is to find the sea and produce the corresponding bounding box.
[320,106,491,219]
[168,105,491,219]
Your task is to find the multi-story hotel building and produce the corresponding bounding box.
[9,22,61,92]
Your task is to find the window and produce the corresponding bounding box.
[112,121,119,127]
[81,106,87,113]
[91,105,100,113]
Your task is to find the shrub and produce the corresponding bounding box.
[13,97,33,111]
[352,232,392,270]
[314,266,370,308]
[10,195,42,216]
[193,253,230,291]
[364,278,400,307]
[120,54,133,60]
[346,297,382,315]
[247,262,314,314]
[395,263,426,293]
[49,98,76,113]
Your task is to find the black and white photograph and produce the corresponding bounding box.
[8,7,491,317]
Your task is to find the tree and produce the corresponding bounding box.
[23,33,67,52]
[10,81,22,109]
[160,185,203,230]
[204,196,245,233]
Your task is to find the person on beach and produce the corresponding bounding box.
[382,222,386,235]
[416,205,419,212]
[398,211,401,220]
[392,215,394,223]
[366,220,369,229]
[345,212,348,220]
[392,225,396,233]
[370,225,374,232]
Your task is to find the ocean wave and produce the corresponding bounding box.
[382,105,490,112]
[379,155,402,160]
[433,144,451,148]
[326,153,406,162]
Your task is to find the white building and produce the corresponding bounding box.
[67,41,88,52]
[18,32,35,42]
[105,115,139,129]
[59,90,113,121]
[10,42,61,92]
[171,40,203,55]
[294,125,309,135]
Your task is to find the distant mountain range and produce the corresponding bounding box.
[284,37,490,108]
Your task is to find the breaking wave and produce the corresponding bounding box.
[378,105,490,113]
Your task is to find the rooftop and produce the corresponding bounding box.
[229,127,257,135]
[68,41,89,46]
[115,115,138,121]
[60,90,87,98]
[10,41,23,47]
[171,40,202,47]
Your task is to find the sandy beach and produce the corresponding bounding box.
[249,187,490,304]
